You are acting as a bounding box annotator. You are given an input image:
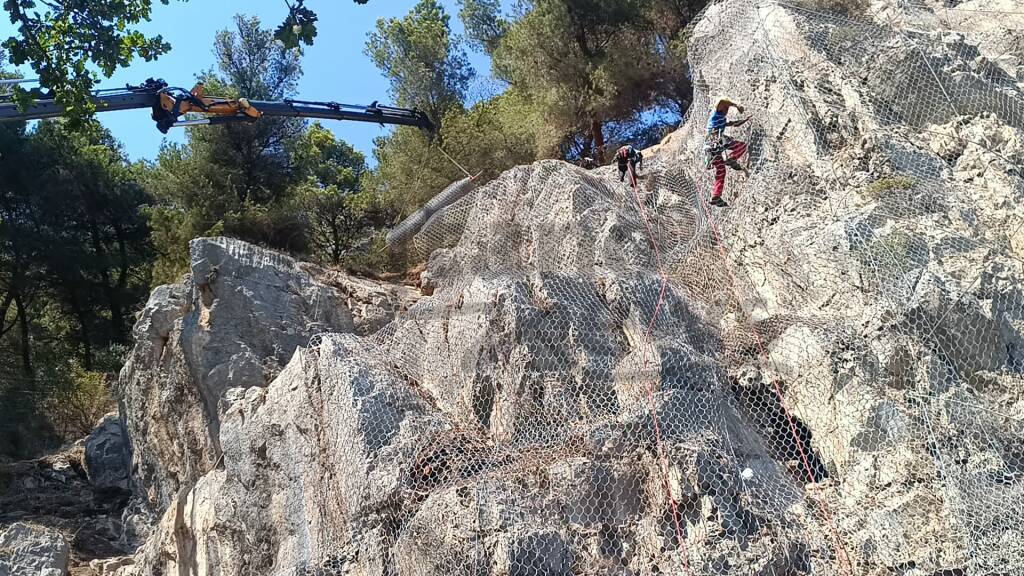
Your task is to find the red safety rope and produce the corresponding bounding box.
[696,178,854,576]
[626,163,691,574]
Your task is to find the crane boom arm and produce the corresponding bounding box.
[251,100,431,129]
[0,80,435,134]
[0,90,158,122]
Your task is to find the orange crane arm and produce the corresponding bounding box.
[155,82,262,127]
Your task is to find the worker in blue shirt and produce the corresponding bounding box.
[704,97,750,207]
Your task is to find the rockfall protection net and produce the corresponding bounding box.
[278,1,1024,574]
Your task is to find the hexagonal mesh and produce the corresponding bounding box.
[238,1,1024,574]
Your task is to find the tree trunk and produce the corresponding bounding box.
[90,226,126,343]
[113,221,130,292]
[329,217,342,264]
[68,289,93,371]
[580,134,594,162]
[675,74,694,118]
[13,292,32,376]
[0,291,15,337]
[113,222,132,342]
[591,118,606,164]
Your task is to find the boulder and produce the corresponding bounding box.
[903,271,1011,378]
[0,523,69,576]
[84,413,130,491]
[118,237,356,513]
[306,266,422,336]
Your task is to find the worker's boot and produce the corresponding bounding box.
[710,196,728,207]
[725,158,745,172]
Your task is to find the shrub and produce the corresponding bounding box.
[45,366,116,439]
[863,176,915,200]
[343,233,417,277]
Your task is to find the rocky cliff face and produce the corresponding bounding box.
[117,163,823,576]
[117,238,417,519]
[665,0,1024,571]
[118,238,355,517]
[73,1,1024,575]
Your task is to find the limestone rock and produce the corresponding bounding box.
[118,237,355,513]
[123,334,448,575]
[305,266,422,336]
[84,413,130,491]
[0,523,69,576]
[114,163,818,575]
[90,557,133,575]
[903,271,1012,377]
[0,443,133,572]
[109,1,1024,574]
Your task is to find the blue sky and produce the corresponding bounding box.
[0,0,495,162]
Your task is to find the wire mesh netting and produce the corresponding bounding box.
[202,1,1024,575]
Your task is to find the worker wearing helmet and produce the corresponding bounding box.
[704,97,750,207]
[616,145,644,186]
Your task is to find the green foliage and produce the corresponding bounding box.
[37,343,120,439]
[1,0,173,126]
[274,0,319,49]
[143,17,388,275]
[363,1,544,231]
[365,0,474,126]
[492,0,650,155]
[361,88,545,275]
[442,88,552,170]
[0,119,147,457]
[646,0,702,117]
[340,232,396,274]
[457,0,508,54]
[1,121,153,359]
[293,124,387,265]
[142,204,218,285]
[368,127,458,220]
[864,176,915,200]
[211,15,302,100]
[290,122,365,191]
[367,93,542,223]
[143,15,309,279]
[485,0,704,161]
[360,0,477,247]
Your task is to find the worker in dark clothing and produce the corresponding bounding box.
[704,97,750,207]
[616,145,643,186]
